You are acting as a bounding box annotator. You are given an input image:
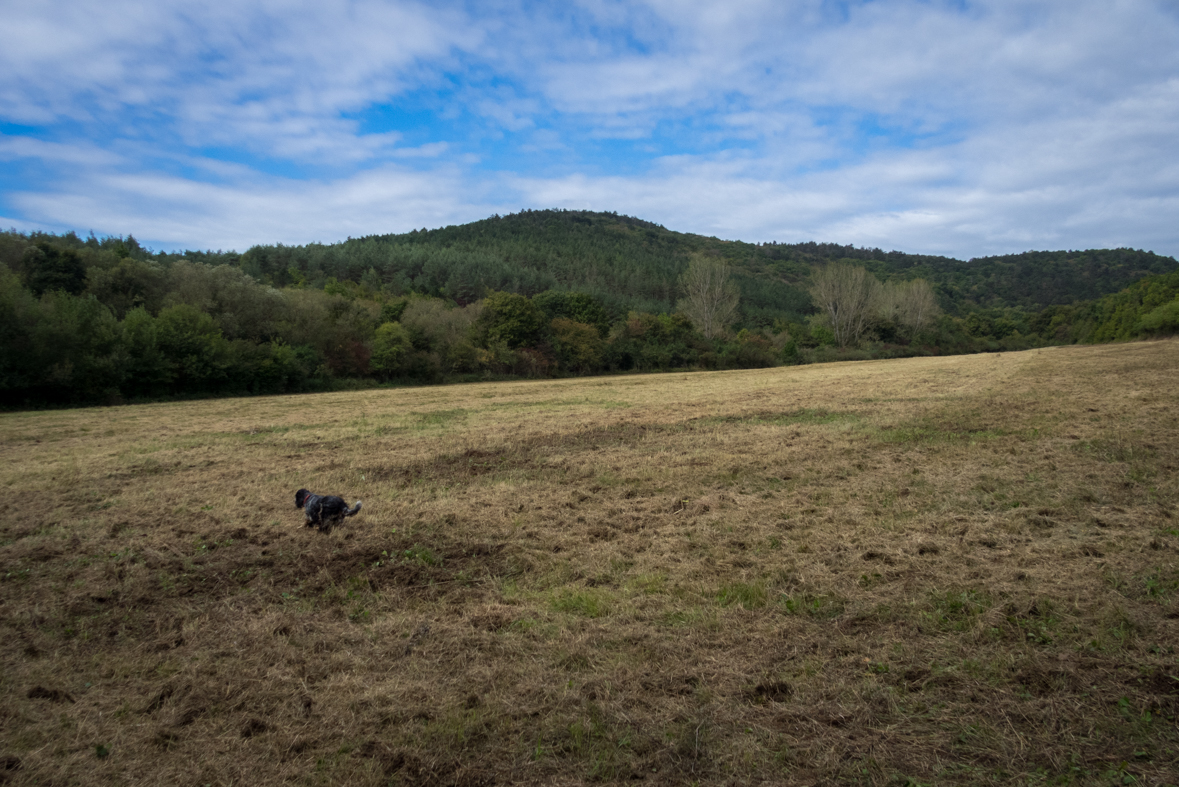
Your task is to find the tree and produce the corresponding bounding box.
[370,322,413,379]
[31,292,125,401]
[1137,297,1179,336]
[121,307,172,396]
[551,318,603,373]
[533,291,611,337]
[677,254,739,339]
[477,291,546,348]
[24,242,87,296]
[155,304,229,391]
[87,257,170,318]
[878,278,941,337]
[0,263,39,398]
[809,263,881,347]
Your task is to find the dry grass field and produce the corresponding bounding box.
[2,341,1178,786]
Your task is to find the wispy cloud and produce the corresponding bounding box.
[2,0,1177,258]
[8,164,503,251]
[2,0,474,161]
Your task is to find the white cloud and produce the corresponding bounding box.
[1,0,476,161]
[7,164,504,251]
[0,135,124,167]
[2,0,1178,258]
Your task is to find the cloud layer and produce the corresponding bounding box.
[3,0,1178,258]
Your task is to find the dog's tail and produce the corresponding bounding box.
[345,501,362,518]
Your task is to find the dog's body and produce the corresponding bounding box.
[295,489,362,533]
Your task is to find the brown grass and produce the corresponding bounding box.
[2,341,1178,786]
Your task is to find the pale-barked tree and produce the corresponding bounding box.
[677,253,739,339]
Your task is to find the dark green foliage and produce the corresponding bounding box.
[478,291,547,349]
[939,249,1176,311]
[85,257,170,318]
[0,278,124,404]
[232,213,1177,333]
[606,312,702,371]
[0,265,38,394]
[1085,271,1179,342]
[762,243,1176,315]
[1,217,1176,408]
[720,331,779,369]
[119,307,171,397]
[370,322,413,380]
[380,299,408,324]
[24,242,87,296]
[551,318,604,373]
[1138,298,1179,335]
[155,304,230,391]
[533,290,611,337]
[239,211,685,317]
[731,271,812,327]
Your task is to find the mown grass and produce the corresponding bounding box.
[2,341,1178,785]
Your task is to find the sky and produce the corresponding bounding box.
[2,0,1178,259]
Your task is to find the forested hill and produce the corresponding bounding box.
[236,209,1177,323]
[2,209,1178,407]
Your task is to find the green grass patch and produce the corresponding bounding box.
[922,588,992,632]
[401,544,441,566]
[551,588,613,618]
[716,581,768,609]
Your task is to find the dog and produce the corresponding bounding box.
[295,489,362,533]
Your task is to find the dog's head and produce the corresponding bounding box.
[295,489,310,509]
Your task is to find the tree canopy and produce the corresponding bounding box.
[1,216,1176,408]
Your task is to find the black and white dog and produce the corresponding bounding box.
[295,489,362,533]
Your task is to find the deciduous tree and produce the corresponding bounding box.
[677,254,739,339]
[478,291,546,348]
[878,278,941,337]
[370,322,413,380]
[809,263,880,347]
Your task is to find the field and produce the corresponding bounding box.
[2,341,1178,786]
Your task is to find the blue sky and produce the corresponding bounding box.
[2,0,1178,259]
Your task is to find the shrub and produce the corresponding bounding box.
[370,322,413,380]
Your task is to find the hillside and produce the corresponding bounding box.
[2,213,1177,408]
[234,210,1178,323]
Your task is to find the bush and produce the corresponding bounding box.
[369,322,413,380]
[551,318,604,373]
[1138,298,1179,336]
[400,298,482,373]
[478,291,546,349]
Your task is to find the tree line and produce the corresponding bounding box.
[1,219,1176,408]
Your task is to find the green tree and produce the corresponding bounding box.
[155,304,229,391]
[551,318,604,373]
[400,298,482,373]
[0,263,39,398]
[28,292,125,402]
[24,242,87,296]
[86,257,170,318]
[121,307,173,397]
[165,261,286,342]
[380,299,408,324]
[478,291,546,348]
[533,291,611,337]
[1136,297,1179,336]
[370,322,413,380]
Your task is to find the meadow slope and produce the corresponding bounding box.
[2,341,1178,786]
